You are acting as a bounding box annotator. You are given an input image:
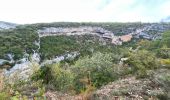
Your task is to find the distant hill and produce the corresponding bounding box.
[161,16,170,22]
[0,21,18,30]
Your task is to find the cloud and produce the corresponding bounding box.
[97,0,170,22]
[0,0,169,24]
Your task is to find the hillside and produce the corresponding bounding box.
[161,16,170,22]
[0,21,17,30]
[0,22,170,100]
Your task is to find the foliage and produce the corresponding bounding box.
[40,35,114,60]
[162,31,170,48]
[40,35,79,60]
[72,52,118,92]
[125,50,159,78]
[0,92,10,100]
[137,39,151,49]
[1,23,170,98]
[0,27,38,60]
[32,52,119,94]
[160,59,170,68]
[32,63,74,92]
[49,64,74,92]
[136,31,170,59]
[156,46,170,59]
[1,62,43,99]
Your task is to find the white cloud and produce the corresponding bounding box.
[0,0,169,24]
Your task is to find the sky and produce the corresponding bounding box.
[0,0,170,24]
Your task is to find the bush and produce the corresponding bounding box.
[0,92,10,100]
[72,52,118,92]
[125,50,159,78]
[160,59,170,68]
[32,63,74,93]
[49,64,74,92]
[0,27,38,60]
[32,52,119,93]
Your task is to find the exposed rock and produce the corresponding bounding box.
[0,59,8,66]
[38,26,115,43]
[38,24,170,46]
[38,26,112,36]
[4,51,40,83]
[4,61,39,84]
[41,52,80,66]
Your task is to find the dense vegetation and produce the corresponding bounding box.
[0,23,170,99]
[0,26,38,60]
[40,35,114,60]
[0,22,145,61]
[34,30,170,99]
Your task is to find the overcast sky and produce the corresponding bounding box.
[0,0,170,24]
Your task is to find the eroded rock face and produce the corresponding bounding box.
[38,26,113,37]
[3,51,80,83]
[4,52,40,83]
[0,59,8,66]
[40,51,80,66]
[4,61,39,83]
[38,26,112,34]
[0,54,15,69]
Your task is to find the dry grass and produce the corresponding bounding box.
[92,76,164,100]
[0,69,4,91]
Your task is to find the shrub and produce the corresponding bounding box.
[0,27,38,60]
[125,50,159,78]
[156,45,170,59]
[49,63,74,92]
[0,92,10,100]
[160,59,170,68]
[72,52,118,92]
[32,63,75,93]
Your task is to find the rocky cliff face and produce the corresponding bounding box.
[37,24,170,45]
[38,26,113,37]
